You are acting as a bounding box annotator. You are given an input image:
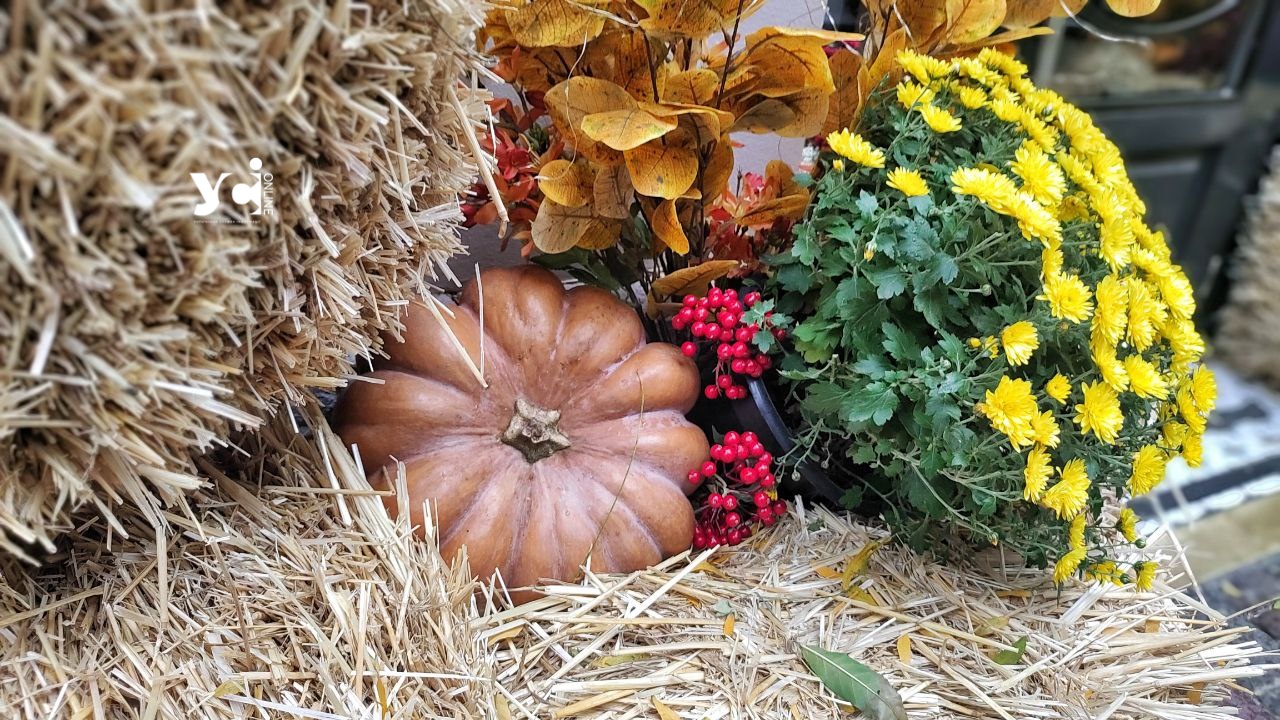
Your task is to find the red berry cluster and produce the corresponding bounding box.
[687,431,788,549]
[670,287,785,401]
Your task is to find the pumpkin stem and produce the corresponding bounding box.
[501,398,572,463]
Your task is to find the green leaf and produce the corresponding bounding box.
[881,322,921,362]
[992,636,1029,665]
[901,471,949,517]
[712,600,734,616]
[842,381,899,426]
[801,646,907,720]
[865,267,907,299]
[856,190,879,219]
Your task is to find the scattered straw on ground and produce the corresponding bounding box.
[0,0,487,558]
[477,505,1271,719]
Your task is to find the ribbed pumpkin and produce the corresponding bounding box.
[334,265,707,599]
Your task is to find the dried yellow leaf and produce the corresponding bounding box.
[1105,0,1161,17]
[545,77,634,165]
[581,108,678,152]
[896,635,913,664]
[531,199,620,253]
[639,0,764,38]
[504,0,609,48]
[649,199,689,254]
[652,697,681,720]
[723,614,736,636]
[651,260,741,298]
[537,160,594,209]
[946,0,1008,45]
[840,541,883,590]
[626,129,698,200]
[593,164,634,220]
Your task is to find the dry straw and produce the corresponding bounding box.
[1218,146,1280,388]
[1,409,1267,718]
[0,0,488,558]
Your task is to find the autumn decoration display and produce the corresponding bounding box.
[334,266,709,599]
[766,48,1207,588]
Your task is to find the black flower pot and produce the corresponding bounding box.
[688,377,849,506]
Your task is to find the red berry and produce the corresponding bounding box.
[735,327,753,343]
[715,329,731,343]
[717,343,733,360]
[739,467,757,484]
[744,360,761,376]
[758,355,773,369]
[758,452,773,466]
[730,358,748,374]
[701,461,717,477]
[744,291,762,306]
[753,491,770,507]
[749,442,766,457]
[772,500,787,515]
[704,385,720,400]
[691,321,707,337]
[722,495,738,511]
[671,319,687,331]
[724,288,738,299]
[683,294,699,307]
[732,342,750,358]
[739,525,753,539]
[728,529,743,545]
[727,301,743,314]
[704,323,721,338]
[716,310,734,327]
[735,443,750,460]
[717,374,733,389]
[724,512,741,528]
[709,444,725,461]
[757,508,773,523]
[687,470,702,484]
[772,327,786,339]
[723,431,740,446]
[728,385,747,400]
[681,341,697,357]
[677,307,694,321]
[741,432,758,445]
[708,492,722,509]
[759,473,776,489]
[694,307,709,322]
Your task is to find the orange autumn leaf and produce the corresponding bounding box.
[638,0,766,38]
[626,128,699,200]
[950,26,1052,52]
[735,160,810,227]
[651,260,741,298]
[1001,0,1060,28]
[947,0,1008,45]
[650,199,689,254]
[531,198,620,253]
[537,159,594,208]
[644,103,735,146]
[581,107,679,151]
[822,49,864,137]
[698,135,734,205]
[732,89,828,138]
[502,0,609,48]
[1105,0,1161,16]
[544,77,634,165]
[738,27,861,98]
[583,30,668,101]
[593,164,634,219]
[664,68,721,106]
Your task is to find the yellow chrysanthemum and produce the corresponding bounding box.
[1009,143,1065,206]
[1156,269,1196,320]
[1040,272,1094,323]
[1163,319,1206,371]
[1190,365,1217,414]
[1091,275,1128,346]
[1031,410,1060,448]
[1126,278,1165,351]
[1117,508,1139,543]
[1099,217,1134,269]
[1134,561,1157,591]
[958,57,1003,87]
[896,80,935,110]
[1010,194,1062,248]
[886,167,928,197]
[920,103,962,133]
[1090,339,1129,392]
[978,47,1028,78]
[1045,374,1071,404]
[1177,386,1207,434]
[1068,513,1087,550]
[977,376,1038,448]
[950,167,1019,213]
[958,85,987,109]
[1024,445,1052,501]
[1075,381,1124,444]
[1123,355,1168,400]
[1041,459,1090,519]
[1000,321,1039,366]
[1182,431,1204,467]
[1042,247,1064,277]
[1054,547,1087,584]
[1086,560,1124,586]
[826,129,886,169]
[832,159,845,172]
[1128,445,1167,496]
[1161,421,1189,452]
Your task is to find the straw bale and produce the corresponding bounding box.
[0,0,487,558]
[1219,146,1280,388]
[0,407,498,719]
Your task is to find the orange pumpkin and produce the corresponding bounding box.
[334,265,707,599]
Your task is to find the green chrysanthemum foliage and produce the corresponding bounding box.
[767,48,1215,587]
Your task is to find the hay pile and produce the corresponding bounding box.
[0,0,486,558]
[1218,146,1280,387]
[0,408,497,719]
[478,506,1271,719]
[0,412,1266,718]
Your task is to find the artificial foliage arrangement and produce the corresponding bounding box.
[767,48,1213,585]
[334,266,708,600]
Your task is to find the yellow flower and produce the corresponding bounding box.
[1156,268,1196,320]
[1091,275,1128,346]
[1024,446,1052,501]
[826,129,886,168]
[1122,355,1167,400]
[886,167,928,197]
[1075,381,1124,444]
[1182,431,1203,467]
[897,49,950,82]
[1054,547,1086,584]
[1134,560,1157,591]
[1041,459,1090,519]
[1041,247,1064,277]
[920,104,962,133]
[1045,374,1071,404]
[1099,217,1134,269]
[1040,272,1094,323]
[1161,421,1189,452]
[1031,410,1060,448]
[1010,194,1062,248]
[1190,365,1217,414]
[958,85,987,109]
[1177,386,1207,434]
[896,80,935,110]
[1163,319,1205,371]
[979,47,1028,78]
[832,159,845,172]
[958,57,1003,87]
[1090,339,1129,393]
[1126,278,1165,352]
[1117,508,1138,543]
[1086,560,1124,586]
[1009,143,1065,206]
[1068,512,1087,550]
[1128,445,1167,495]
[977,376,1038,448]
[950,167,1019,212]
[1000,321,1039,366]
